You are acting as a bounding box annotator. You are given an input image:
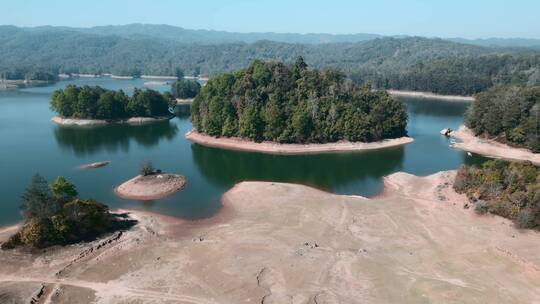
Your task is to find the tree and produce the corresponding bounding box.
[50,176,78,204]
[20,174,56,220]
[171,79,201,99]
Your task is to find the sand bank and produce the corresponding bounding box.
[1,171,540,303]
[114,173,187,200]
[388,89,474,101]
[176,98,194,105]
[52,116,173,126]
[186,130,414,155]
[79,161,110,169]
[451,125,540,165]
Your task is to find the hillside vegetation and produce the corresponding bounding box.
[191,58,407,143]
[454,160,540,230]
[0,26,539,95]
[464,85,540,152]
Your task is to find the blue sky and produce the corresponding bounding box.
[2,0,539,38]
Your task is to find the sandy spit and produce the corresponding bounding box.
[1,171,540,303]
[388,89,474,101]
[114,173,187,201]
[52,116,173,126]
[186,130,414,155]
[451,125,540,165]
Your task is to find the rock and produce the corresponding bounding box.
[79,161,110,169]
[440,128,452,136]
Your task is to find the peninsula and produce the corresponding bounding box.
[1,171,539,303]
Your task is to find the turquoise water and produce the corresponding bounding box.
[0,78,486,226]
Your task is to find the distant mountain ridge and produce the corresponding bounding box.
[3,24,540,47]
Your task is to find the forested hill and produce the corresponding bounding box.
[1,26,539,95]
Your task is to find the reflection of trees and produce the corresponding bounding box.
[54,120,178,156]
[401,98,468,117]
[191,144,405,192]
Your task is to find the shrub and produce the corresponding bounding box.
[474,200,488,214]
[516,209,535,229]
[140,161,155,176]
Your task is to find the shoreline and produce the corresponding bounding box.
[114,173,187,201]
[1,171,539,302]
[185,130,414,155]
[51,115,173,126]
[388,89,474,101]
[451,125,540,165]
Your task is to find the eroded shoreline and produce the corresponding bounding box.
[51,115,173,126]
[388,89,474,101]
[451,125,540,165]
[186,130,414,155]
[1,171,539,303]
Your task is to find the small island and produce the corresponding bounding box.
[50,85,175,126]
[114,162,187,200]
[188,58,410,153]
[452,85,540,163]
[1,175,134,249]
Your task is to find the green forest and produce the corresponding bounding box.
[464,85,540,152]
[50,85,173,119]
[191,58,408,143]
[2,175,135,249]
[454,160,540,230]
[171,79,201,99]
[1,26,539,95]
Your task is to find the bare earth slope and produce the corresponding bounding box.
[1,172,540,303]
[452,125,540,165]
[186,130,414,155]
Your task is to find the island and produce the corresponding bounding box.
[188,58,410,153]
[50,85,175,126]
[451,85,540,163]
[2,170,540,303]
[114,162,187,200]
[1,175,134,250]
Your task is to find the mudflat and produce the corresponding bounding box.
[1,171,539,303]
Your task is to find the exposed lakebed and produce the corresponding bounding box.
[0,78,487,226]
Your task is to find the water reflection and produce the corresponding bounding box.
[54,120,178,156]
[191,144,405,195]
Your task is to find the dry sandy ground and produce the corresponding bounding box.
[186,131,414,155]
[452,125,540,165]
[388,90,474,101]
[114,174,187,201]
[51,116,172,126]
[1,171,540,303]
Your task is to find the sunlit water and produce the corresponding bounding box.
[0,78,486,226]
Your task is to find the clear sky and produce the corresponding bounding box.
[2,0,539,39]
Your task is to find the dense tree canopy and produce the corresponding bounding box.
[191,58,408,143]
[464,86,540,152]
[50,85,172,119]
[171,79,201,99]
[2,26,539,95]
[454,160,540,230]
[2,175,134,249]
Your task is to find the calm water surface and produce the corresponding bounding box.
[0,78,486,226]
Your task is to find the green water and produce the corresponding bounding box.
[0,78,486,226]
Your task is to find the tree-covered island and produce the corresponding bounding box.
[1,175,135,249]
[190,58,408,144]
[50,85,174,122]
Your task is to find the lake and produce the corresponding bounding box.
[0,78,486,226]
